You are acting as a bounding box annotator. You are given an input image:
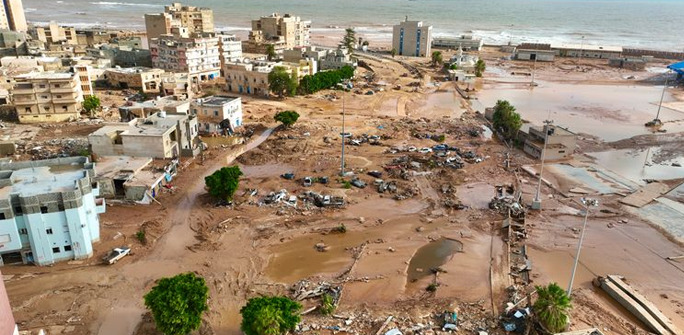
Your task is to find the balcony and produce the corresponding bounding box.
[12,85,34,94]
[50,85,77,94]
[52,97,79,104]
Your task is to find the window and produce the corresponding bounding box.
[0,213,4,220]
[214,110,219,116]
[52,247,60,253]
[19,228,28,235]
[40,206,48,213]
[64,245,72,252]
[41,95,48,99]
[39,84,46,88]
[46,228,53,235]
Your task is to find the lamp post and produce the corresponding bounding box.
[567,197,599,296]
[654,71,670,124]
[337,81,348,176]
[531,119,553,210]
[577,35,585,67]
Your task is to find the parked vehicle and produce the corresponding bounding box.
[103,247,131,265]
[281,172,295,180]
[418,147,433,154]
[368,170,383,178]
[350,179,367,188]
[287,195,298,207]
[318,176,329,184]
[302,177,313,187]
[433,144,448,151]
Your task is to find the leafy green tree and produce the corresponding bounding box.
[342,28,356,54]
[82,95,101,116]
[533,283,572,333]
[431,51,443,66]
[274,110,300,128]
[492,100,522,141]
[475,59,486,77]
[240,296,302,335]
[144,273,209,335]
[297,66,355,95]
[266,44,277,61]
[390,48,397,58]
[268,67,296,98]
[205,166,243,202]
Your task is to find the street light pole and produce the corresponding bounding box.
[655,73,669,122]
[567,197,599,296]
[532,119,553,210]
[341,93,346,176]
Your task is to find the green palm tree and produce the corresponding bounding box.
[533,283,572,333]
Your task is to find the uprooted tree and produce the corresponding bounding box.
[492,99,522,141]
[533,283,572,333]
[240,296,302,335]
[274,110,300,128]
[205,166,243,202]
[144,272,209,335]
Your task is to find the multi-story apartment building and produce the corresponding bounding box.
[73,64,94,96]
[11,71,84,123]
[248,13,310,50]
[192,96,242,134]
[0,0,26,32]
[0,157,105,266]
[223,60,277,97]
[104,67,165,93]
[217,33,242,71]
[150,32,221,83]
[392,18,432,57]
[144,2,214,45]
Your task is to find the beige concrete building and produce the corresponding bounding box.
[0,0,26,32]
[104,67,164,93]
[145,2,214,45]
[192,95,242,134]
[10,71,84,123]
[30,22,78,46]
[118,96,189,121]
[522,124,577,160]
[223,60,276,97]
[89,107,200,159]
[248,13,310,50]
[392,18,432,57]
[160,72,193,100]
[150,33,220,83]
[73,64,94,96]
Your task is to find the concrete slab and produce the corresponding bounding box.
[619,182,671,208]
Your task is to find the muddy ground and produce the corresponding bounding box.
[2,50,684,335]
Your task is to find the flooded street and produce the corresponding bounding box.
[406,238,463,283]
[477,81,684,141]
[589,148,684,184]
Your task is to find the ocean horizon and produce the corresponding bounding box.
[23,0,684,51]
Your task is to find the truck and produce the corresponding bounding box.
[103,247,131,265]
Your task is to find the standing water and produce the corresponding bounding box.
[407,238,463,283]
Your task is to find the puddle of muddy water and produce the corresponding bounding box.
[477,81,684,141]
[418,91,465,118]
[407,238,463,283]
[589,148,684,184]
[265,229,378,283]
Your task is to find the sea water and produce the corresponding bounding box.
[24,0,684,51]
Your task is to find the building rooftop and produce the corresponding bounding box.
[550,43,622,53]
[530,124,576,136]
[91,124,171,137]
[144,112,189,129]
[15,71,75,80]
[0,161,87,198]
[197,96,239,106]
[121,97,189,111]
[106,67,162,74]
[94,156,153,180]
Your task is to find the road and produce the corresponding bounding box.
[97,127,276,335]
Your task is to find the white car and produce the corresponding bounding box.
[418,147,433,154]
[408,146,417,152]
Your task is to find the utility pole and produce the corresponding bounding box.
[531,118,553,210]
[577,35,585,67]
[567,197,599,296]
[340,91,346,176]
[654,73,669,123]
[530,56,538,87]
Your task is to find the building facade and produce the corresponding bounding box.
[0,157,105,266]
[217,33,242,71]
[248,13,310,50]
[30,22,78,46]
[223,60,275,97]
[145,2,214,45]
[150,33,220,83]
[73,64,94,96]
[160,72,193,100]
[11,71,84,123]
[104,67,164,93]
[0,0,26,32]
[192,96,242,134]
[392,18,432,57]
[522,124,577,160]
[432,35,483,51]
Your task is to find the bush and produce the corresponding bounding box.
[342,180,352,189]
[426,283,439,292]
[144,273,209,335]
[135,230,146,244]
[274,110,300,127]
[82,95,100,116]
[240,296,302,335]
[205,166,243,202]
[320,293,336,316]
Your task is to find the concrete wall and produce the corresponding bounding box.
[0,269,16,335]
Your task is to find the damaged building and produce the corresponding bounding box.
[93,155,176,203]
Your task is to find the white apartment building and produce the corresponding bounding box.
[0,157,105,266]
[150,32,221,83]
[192,95,242,134]
[218,33,243,69]
[10,71,84,123]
